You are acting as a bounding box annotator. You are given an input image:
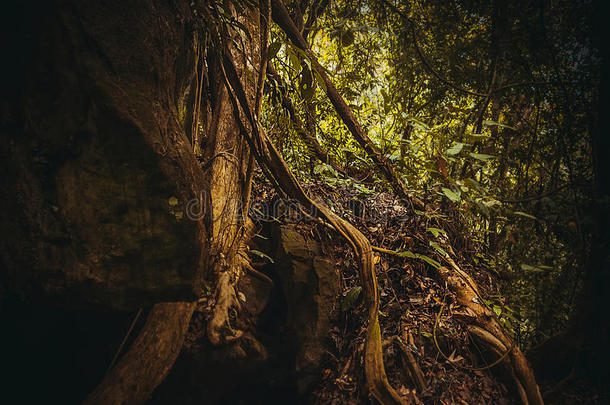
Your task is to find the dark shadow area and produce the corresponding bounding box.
[0,294,143,404]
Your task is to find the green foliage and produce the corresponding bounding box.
[260,0,599,350]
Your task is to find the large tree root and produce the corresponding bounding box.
[83,302,196,405]
[213,27,410,405]
[437,263,544,405]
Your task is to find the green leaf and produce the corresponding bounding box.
[520,264,544,273]
[426,227,446,237]
[442,187,461,202]
[416,253,441,268]
[313,163,325,175]
[446,142,465,156]
[396,250,441,268]
[287,47,301,72]
[354,183,375,194]
[267,41,282,59]
[397,250,417,259]
[342,286,362,311]
[408,118,430,131]
[512,211,538,220]
[429,241,448,257]
[302,83,314,101]
[168,197,178,206]
[482,120,516,130]
[464,178,481,190]
[249,249,275,263]
[469,153,494,162]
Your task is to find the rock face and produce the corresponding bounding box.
[0,0,207,308]
[149,223,342,403]
[274,225,341,393]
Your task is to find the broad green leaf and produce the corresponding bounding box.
[417,253,441,268]
[302,83,314,101]
[408,117,430,131]
[397,250,441,268]
[288,48,301,72]
[354,183,375,194]
[429,241,448,257]
[426,227,446,237]
[483,120,517,130]
[397,250,417,259]
[464,178,481,190]
[446,142,465,156]
[442,187,461,202]
[469,153,494,161]
[520,264,544,273]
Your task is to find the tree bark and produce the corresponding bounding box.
[0,0,208,308]
[0,0,264,402]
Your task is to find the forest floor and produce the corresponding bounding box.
[246,176,604,404]
[148,174,606,404]
[249,177,513,404]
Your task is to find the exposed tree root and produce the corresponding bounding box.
[436,264,544,405]
[207,270,244,345]
[371,243,543,404]
[385,335,427,393]
[84,302,196,405]
[214,25,409,404]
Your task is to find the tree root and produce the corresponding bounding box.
[214,26,409,404]
[207,270,244,345]
[83,302,196,405]
[372,244,543,404]
[385,335,427,393]
[436,265,544,405]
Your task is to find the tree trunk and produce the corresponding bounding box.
[0,0,208,308]
[0,0,263,402]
